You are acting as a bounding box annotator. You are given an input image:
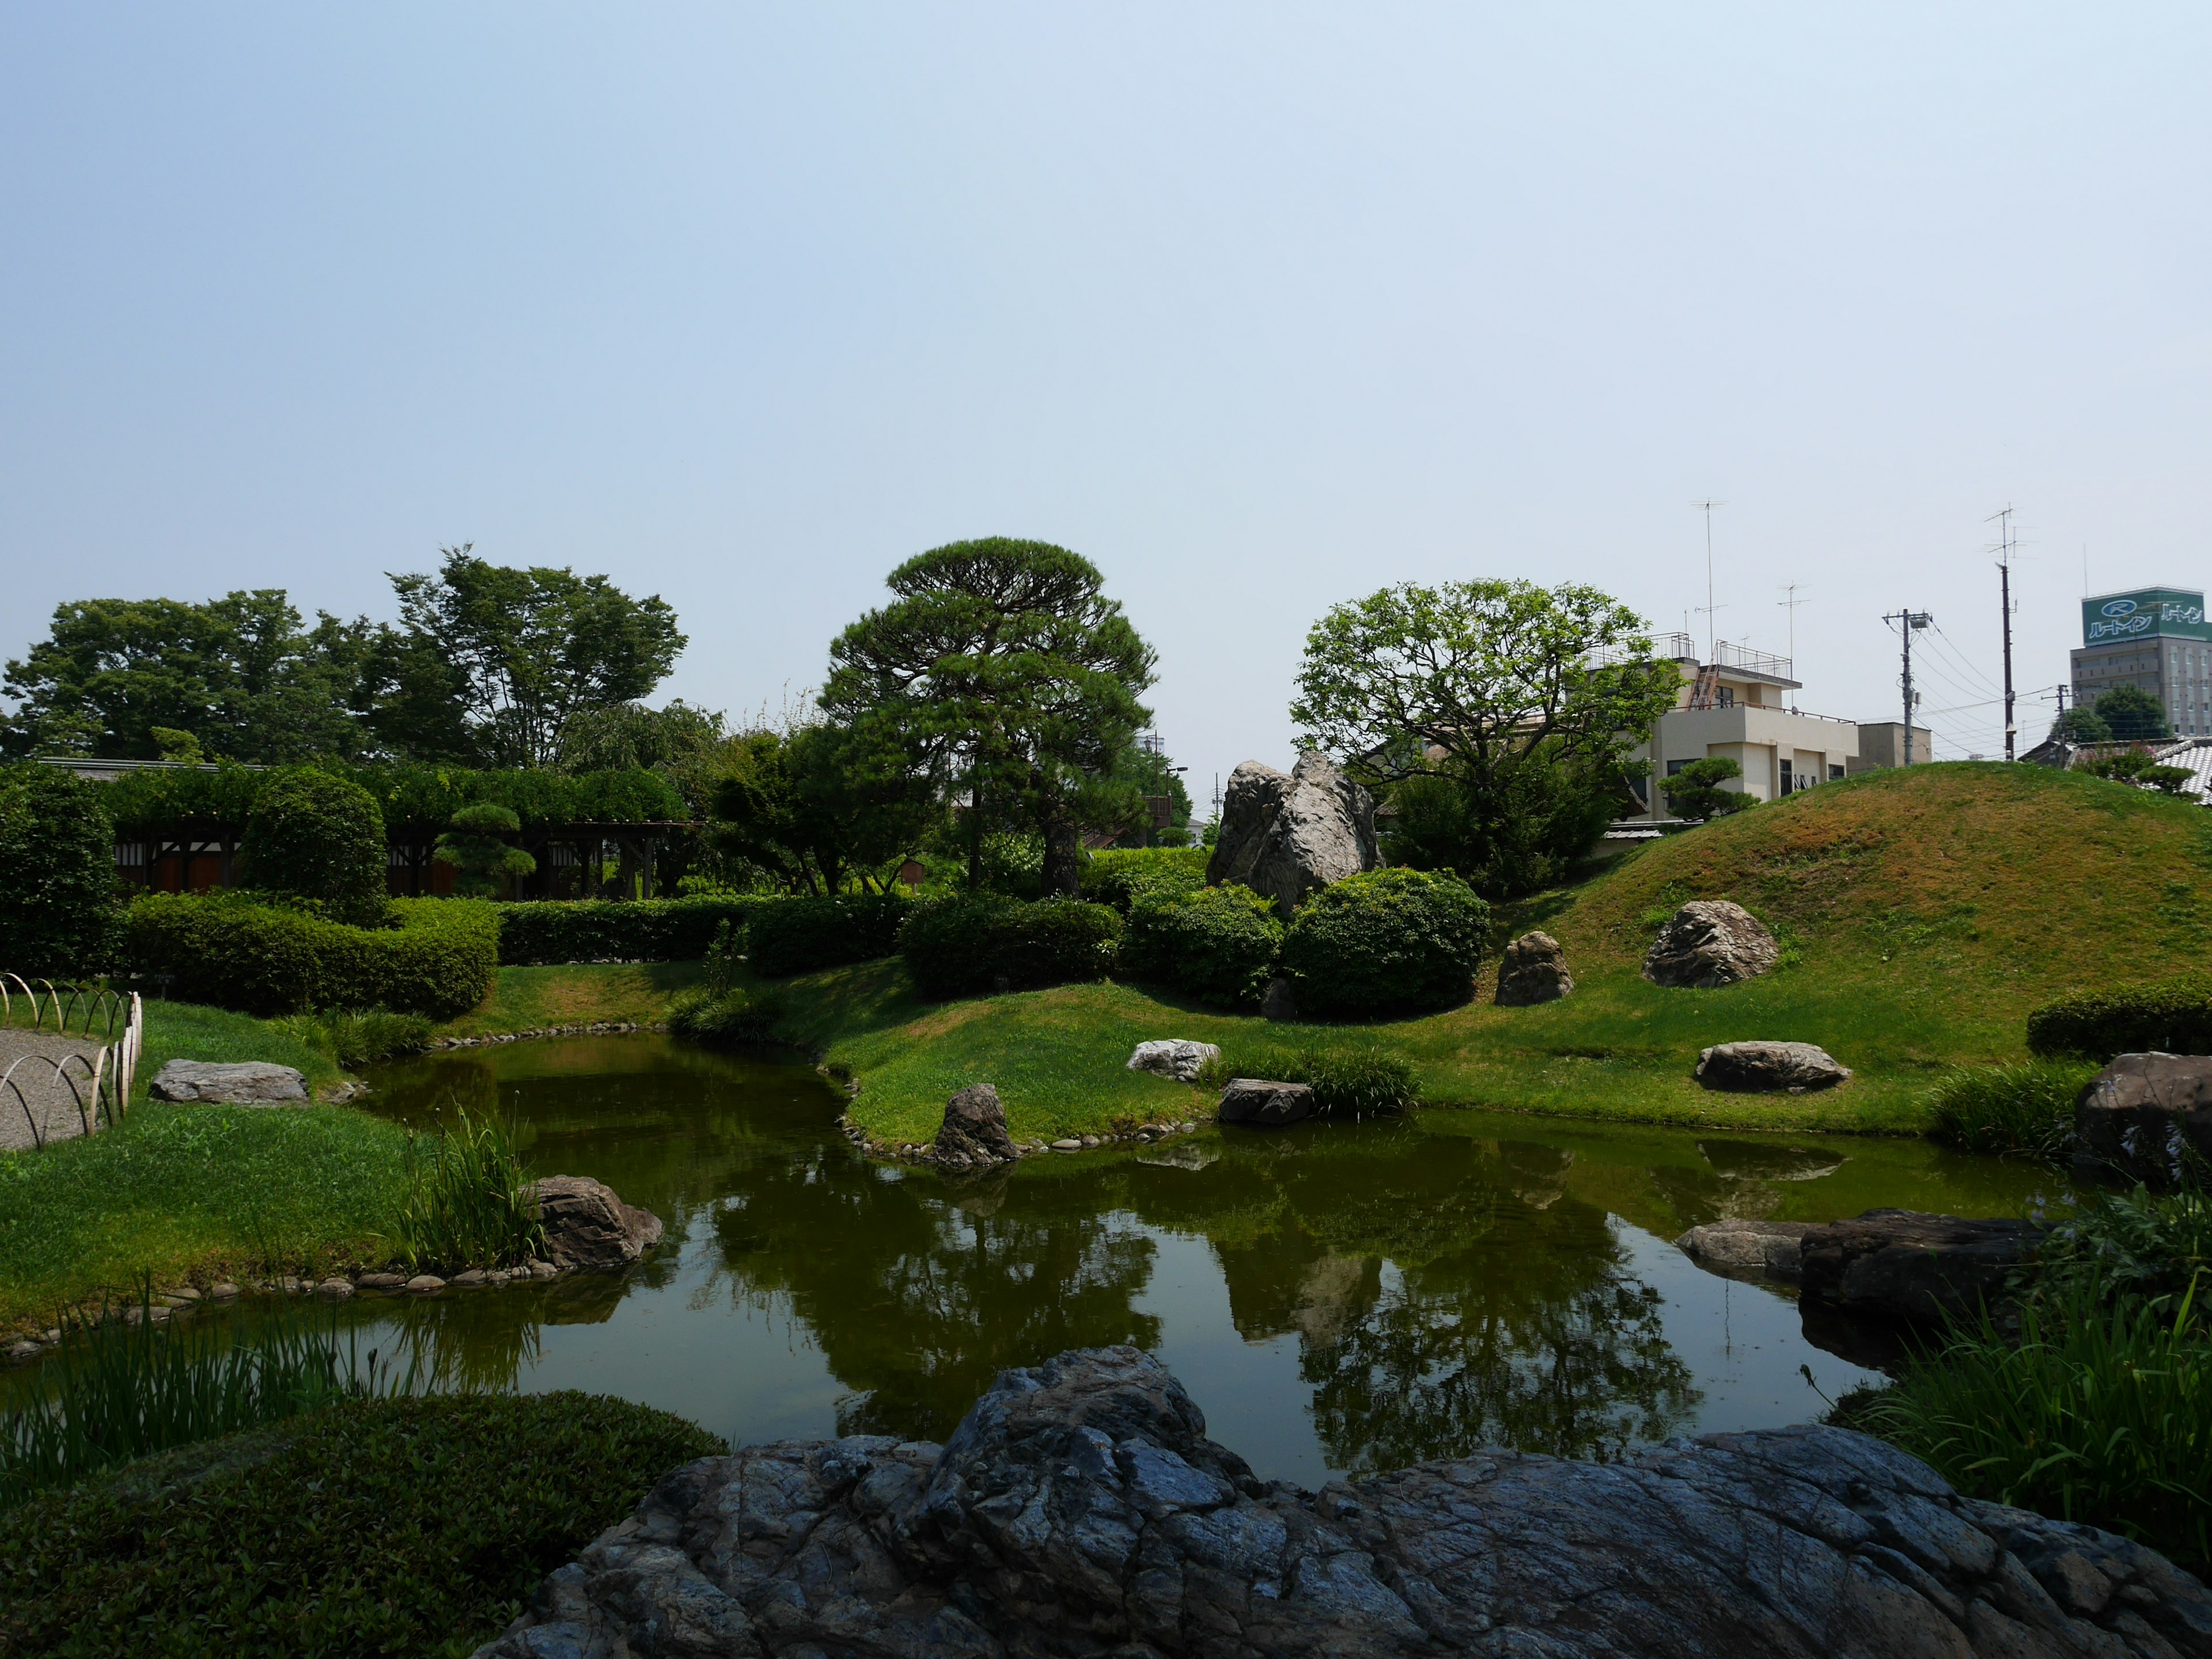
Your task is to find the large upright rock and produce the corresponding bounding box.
[932,1083,1020,1173]
[1494,930,1573,1005]
[1207,752,1380,917]
[478,1344,2212,1659]
[1643,899,1781,988]
[528,1176,664,1272]
[2075,1052,2212,1187]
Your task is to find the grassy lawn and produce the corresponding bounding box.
[137,999,347,1100]
[765,764,2212,1145]
[433,960,704,1040]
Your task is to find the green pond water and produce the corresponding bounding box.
[108,1037,2090,1485]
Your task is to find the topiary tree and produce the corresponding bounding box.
[1659,757,1752,823]
[1279,867,1488,1018]
[432,802,536,897]
[237,769,389,925]
[0,763,123,976]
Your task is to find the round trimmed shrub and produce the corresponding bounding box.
[1279,868,1488,1018]
[0,763,123,977]
[238,770,388,925]
[1122,883,1282,1007]
[899,893,1018,998]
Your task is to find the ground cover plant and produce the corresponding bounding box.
[275,1006,434,1069]
[1192,1041,1419,1115]
[0,1392,724,1658]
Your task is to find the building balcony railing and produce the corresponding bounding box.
[1591,632,1794,683]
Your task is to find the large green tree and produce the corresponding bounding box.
[707,724,940,894]
[821,539,1157,895]
[368,546,687,768]
[2094,684,2172,744]
[0,592,373,763]
[1291,579,1677,896]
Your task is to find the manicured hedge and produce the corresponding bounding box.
[1121,883,1282,1007]
[237,768,388,925]
[1279,867,1488,1018]
[747,892,910,977]
[2027,978,2212,1063]
[495,896,765,965]
[900,894,1123,999]
[0,763,122,978]
[126,895,499,1020]
[0,1392,723,1659]
[1081,847,1209,913]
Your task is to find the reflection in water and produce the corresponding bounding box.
[195,1034,2069,1479]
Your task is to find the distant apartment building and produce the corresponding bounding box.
[1619,634,1859,823]
[2072,587,2212,737]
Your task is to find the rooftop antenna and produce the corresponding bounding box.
[1693,499,1726,661]
[1777,582,1809,711]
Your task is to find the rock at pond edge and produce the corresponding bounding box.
[528,1175,664,1272]
[1217,1077,1315,1127]
[148,1059,308,1104]
[931,1082,1020,1173]
[1694,1040,1850,1093]
[2074,1051,2212,1188]
[1798,1208,2044,1325]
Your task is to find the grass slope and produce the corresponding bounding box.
[434,960,703,1040]
[794,764,2212,1142]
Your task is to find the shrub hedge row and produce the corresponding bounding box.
[748,893,910,977]
[494,896,766,965]
[900,895,1124,999]
[1081,847,1210,913]
[1121,884,1283,1007]
[126,895,499,1020]
[2027,979,2212,1063]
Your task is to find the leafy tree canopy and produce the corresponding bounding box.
[1293,579,1677,896]
[0,764,123,976]
[2094,684,2172,744]
[707,724,939,895]
[237,770,389,925]
[2050,705,2112,744]
[0,592,373,764]
[821,539,1157,895]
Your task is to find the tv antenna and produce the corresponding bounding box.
[1988,505,2018,760]
[1692,500,1726,661]
[1777,582,1809,711]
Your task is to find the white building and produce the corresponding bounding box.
[1619,634,1859,823]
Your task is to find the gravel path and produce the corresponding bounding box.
[0,1029,112,1150]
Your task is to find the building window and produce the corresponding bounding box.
[1666,760,1688,776]
[1828,764,1844,781]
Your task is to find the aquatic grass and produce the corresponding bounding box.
[0,1279,373,1505]
[666,982,792,1047]
[2035,1183,2212,1307]
[1858,1273,2212,1573]
[1195,1042,1421,1115]
[1925,1058,2100,1158]
[391,1104,544,1272]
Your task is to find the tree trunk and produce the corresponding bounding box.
[1041,809,1084,898]
[967,775,984,891]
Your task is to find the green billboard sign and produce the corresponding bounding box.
[2082,588,2210,646]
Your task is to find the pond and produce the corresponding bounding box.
[137,1037,2094,1486]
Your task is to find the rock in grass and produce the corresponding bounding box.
[931,1084,1020,1173]
[479,1343,2212,1659]
[2074,1051,2212,1187]
[1675,1218,1812,1281]
[1798,1209,2045,1324]
[1694,1040,1850,1092]
[1495,930,1574,1005]
[528,1175,664,1272]
[1642,900,1779,989]
[147,1060,308,1104]
[1206,752,1380,917]
[1126,1040,1221,1083]
[1217,1077,1315,1127]
[1260,976,1298,1021]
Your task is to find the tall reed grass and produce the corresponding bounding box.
[1862,1272,2210,1572]
[1194,1043,1420,1115]
[1924,1058,2100,1158]
[666,982,791,1047]
[0,1281,374,1505]
[390,1104,544,1272]
[275,1006,434,1069]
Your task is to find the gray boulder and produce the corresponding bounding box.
[1799,1209,2046,1325]
[1127,1040,1221,1084]
[2075,1052,2212,1188]
[1207,752,1380,918]
[528,1175,664,1272]
[1643,899,1780,988]
[1260,976,1298,1022]
[476,1344,2212,1659]
[933,1083,1021,1173]
[1675,1217,1812,1282]
[1695,1040,1851,1093]
[1217,1077,1315,1127]
[1494,930,1573,1006]
[147,1060,307,1104]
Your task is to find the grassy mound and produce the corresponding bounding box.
[785,764,2212,1141]
[0,1392,722,1658]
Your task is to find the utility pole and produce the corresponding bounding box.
[1884,608,1933,763]
[1777,583,1809,711]
[1990,505,2017,760]
[1693,500,1725,661]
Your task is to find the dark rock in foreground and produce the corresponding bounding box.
[2076,1052,2212,1188]
[1494,930,1573,1006]
[1642,899,1779,989]
[475,1345,2211,1659]
[1216,1077,1315,1127]
[1799,1209,2044,1325]
[528,1175,664,1272]
[1695,1039,1851,1092]
[932,1083,1021,1173]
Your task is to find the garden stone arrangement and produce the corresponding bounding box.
[1493,929,1573,1005]
[147,1059,309,1103]
[1642,899,1779,988]
[475,1344,2212,1659]
[2074,1052,2212,1187]
[1206,751,1380,917]
[1676,1208,2046,1328]
[1694,1040,1851,1093]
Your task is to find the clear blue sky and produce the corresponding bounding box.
[5,5,2206,793]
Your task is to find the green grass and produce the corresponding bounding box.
[1925,1058,2101,1158]
[135,998,347,1103]
[434,959,704,1040]
[0,1392,724,1658]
